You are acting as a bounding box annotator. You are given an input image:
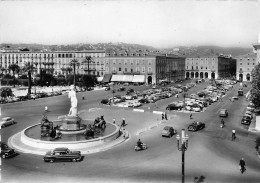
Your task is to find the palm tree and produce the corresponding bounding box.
[70,59,80,86]
[82,56,93,75]
[8,64,20,87]
[23,62,35,95]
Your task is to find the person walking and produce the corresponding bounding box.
[113,118,116,124]
[121,118,126,127]
[190,113,193,119]
[165,112,168,120]
[232,129,236,141]
[239,158,246,174]
[162,113,165,120]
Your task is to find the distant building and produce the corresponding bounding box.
[0,50,106,76]
[235,53,257,81]
[105,51,185,84]
[185,55,236,80]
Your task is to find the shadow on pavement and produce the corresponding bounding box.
[194,175,205,183]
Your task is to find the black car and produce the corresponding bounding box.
[43,147,82,162]
[166,104,182,111]
[138,98,150,104]
[241,115,251,125]
[100,99,110,105]
[188,121,205,131]
[117,87,126,91]
[1,142,16,159]
[105,87,110,91]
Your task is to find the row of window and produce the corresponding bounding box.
[239,68,253,71]
[240,62,255,66]
[187,61,215,65]
[112,67,152,73]
[186,66,214,70]
[111,60,153,65]
[0,53,105,58]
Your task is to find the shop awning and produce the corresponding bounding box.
[132,75,145,83]
[123,75,134,82]
[102,74,112,83]
[111,75,125,82]
[97,77,103,82]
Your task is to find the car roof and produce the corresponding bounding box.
[53,147,69,152]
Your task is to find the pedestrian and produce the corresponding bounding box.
[45,106,48,112]
[239,158,246,174]
[162,113,165,120]
[121,118,126,127]
[165,112,168,120]
[113,118,116,124]
[232,129,236,141]
[190,113,192,119]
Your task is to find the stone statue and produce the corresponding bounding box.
[68,85,78,117]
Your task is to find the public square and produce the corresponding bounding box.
[1,80,260,183]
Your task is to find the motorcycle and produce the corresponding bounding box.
[135,143,147,151]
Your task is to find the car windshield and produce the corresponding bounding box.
[164,127,170,130]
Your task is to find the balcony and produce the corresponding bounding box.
[112,71,117,74]
[147,71,153,75]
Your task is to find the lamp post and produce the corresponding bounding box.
[110,82,115,104]
[176,129,189,183]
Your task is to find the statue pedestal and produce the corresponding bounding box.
[59,115,82,131]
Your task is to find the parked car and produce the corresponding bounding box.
[219,109,228,117]
[124,95,133,100]
[0,142,16,159]
[100,99,110,105]
[166,104,182,111]
[43,147,81,162]
[128,101,142,108]
[192,106,202,112]
[138,98,150,104]
[1,117,15,128]
[117,87,126,91]
[188,121,205,131]
[232,95,239,100]
[245,111,253,119]
[161,126,177,137]
[105,87,110,91]
[241,115,251,125]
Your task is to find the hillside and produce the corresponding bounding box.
[0,43,253,57]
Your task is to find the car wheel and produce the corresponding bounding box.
[50,159,54,163]
[1,124,5,128]
[2,154,6,159]
[72,159,77,162]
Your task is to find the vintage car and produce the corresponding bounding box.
[1,117,15,128]
[43,147,82,162]
[219,109,228,117]
[105,87,110,91]
[128,101,142,108]
[161,126,177,137]
[241,115,251,125]
[232,95,239,100]
[166,104,182,111]
[0,142,16,159]
[188,121,205,132]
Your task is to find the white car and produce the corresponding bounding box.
[124,95,133,100]
[192,107,201,112]
[1,117,15,128]
[128,102,142,108]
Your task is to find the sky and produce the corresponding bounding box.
[0,0,260,48]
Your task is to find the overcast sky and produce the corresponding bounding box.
[0,0,260,48]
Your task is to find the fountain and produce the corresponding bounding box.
[8,85,128,155]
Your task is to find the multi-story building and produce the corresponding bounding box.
[104,51,185,84]
[0,50,106,77]
[235,53,257,81]
[185,55,236,80]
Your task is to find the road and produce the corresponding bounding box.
[1,81,260,183]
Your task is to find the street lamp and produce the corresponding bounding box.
[176,129,189,183]
[110,82,115,104]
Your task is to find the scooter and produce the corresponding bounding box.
[135,143,147,151]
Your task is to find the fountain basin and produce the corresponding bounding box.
[21,122,120,150]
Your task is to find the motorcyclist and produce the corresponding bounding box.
[137,139,143,149]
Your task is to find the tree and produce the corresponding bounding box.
[81,75,97,87]
[82,56,93,75]
[8,64,20,87]
[0,87,13,98]
[70,59,80,86]
[23,62,35,95]
[250,63,260,109]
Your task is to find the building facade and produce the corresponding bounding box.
[185,55,236,80]
[235,53,257,81]
[105,54,185,84]
[0,50,106,77]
